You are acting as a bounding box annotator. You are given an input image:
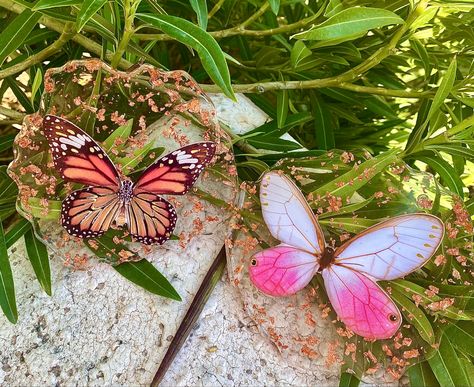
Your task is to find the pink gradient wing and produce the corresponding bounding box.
[249,244,319,296]
[322,264,401,339]
[260,172,325,254]
[334,214,444,280]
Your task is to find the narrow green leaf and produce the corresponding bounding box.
[290,41,312,69]
[391,288,435,345]
[428,58,457,121]
[102,119,133,152]
[444,321,474,357]
[76,0,108,32]
[0,9,41,66]
[410,38,431,78]
[416,153,464,198]
[311,92,335,150]
[276,88,288,129]
[407,361,440,387]
[5,77,34,113]
[33,0,82,10]
[116,141,154,172]
[189,0,208,30]
[310,150,398,198]
[5,217,31,249]
[27,198,61,220]
[293,7,403,41]
[268,0,280,15]
[426,144,474,160]
[114,260,181,301]
[0,223,17,323]
[24,229,52,296]
[136,14,235,100]
[30,68,43,106]
[339,372,360,387]
[0,134,15,153]
[85,235,181,300]
[428,333,471,387]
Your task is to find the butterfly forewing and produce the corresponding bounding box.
[259,172,325,255]
[43,115,120,187]
[61,186,121,238]
[127,192,177,245]
[322,265,401,340]
[249,244,319,296]
[134,142,216,195]
[333,214,444,280]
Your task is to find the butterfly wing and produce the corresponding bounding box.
[61,187,121,238]
[43,115,120,187]
[127,192,177,245]
[260,172,325,254]
[249,244,319,296]
[333,214,444,280]
[133,142,216,195]
[322,264,401,339]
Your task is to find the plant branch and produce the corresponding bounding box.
[0,22,76,81]
[136,3,323,40]
[208,0,225,19]
[111,0,138,68]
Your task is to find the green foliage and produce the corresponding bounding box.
[0,0,473,384]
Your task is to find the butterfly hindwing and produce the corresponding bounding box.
[259,172,325,255]
[61,186,121,238]
[43,115,120,187]
[322,264,401,340]
[133,142,216,195]
[127,192,177,245]
[249,244,319,296]
[334,214,444,280]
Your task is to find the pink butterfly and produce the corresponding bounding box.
[249,172,444,340]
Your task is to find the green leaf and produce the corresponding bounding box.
[426,144,474,160]
[428,333,471,387]
[391,287,435,345]
[32,0,82,10]
[76,0,108,32]
[189,0,208,30]
[290,41,312,69]
[102,118,133,152]
[276,88,288,129]
[428,58,457,122]
[114,260,181,301]
[415,153,464,198]
[30,68,43,106]
[24,229,52,296]
[0,133,16,153]
[0,9,42,66]
[116,141,154,172]
[85,235,181,300]
[444,321,474,357]
[136,14,235,100]
[0,222,17,323]
[310,150,398,197]
[293,7,403,41]
[268,0,280,15]
[407,361,440,387]
[311,91,335,150]
[5,217,31,249]
[339,372,360,387]
[27,198,61,220]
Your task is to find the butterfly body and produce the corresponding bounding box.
[249,172,444,340]
[44,115,216,245]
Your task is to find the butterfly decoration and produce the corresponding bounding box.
[249,172,444,340]
[43,115,216,245]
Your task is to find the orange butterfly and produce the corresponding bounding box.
[43,115,216,244]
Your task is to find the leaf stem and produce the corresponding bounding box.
[0,22,76,81]
[111,0,138,69]
[208,0,225,19]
